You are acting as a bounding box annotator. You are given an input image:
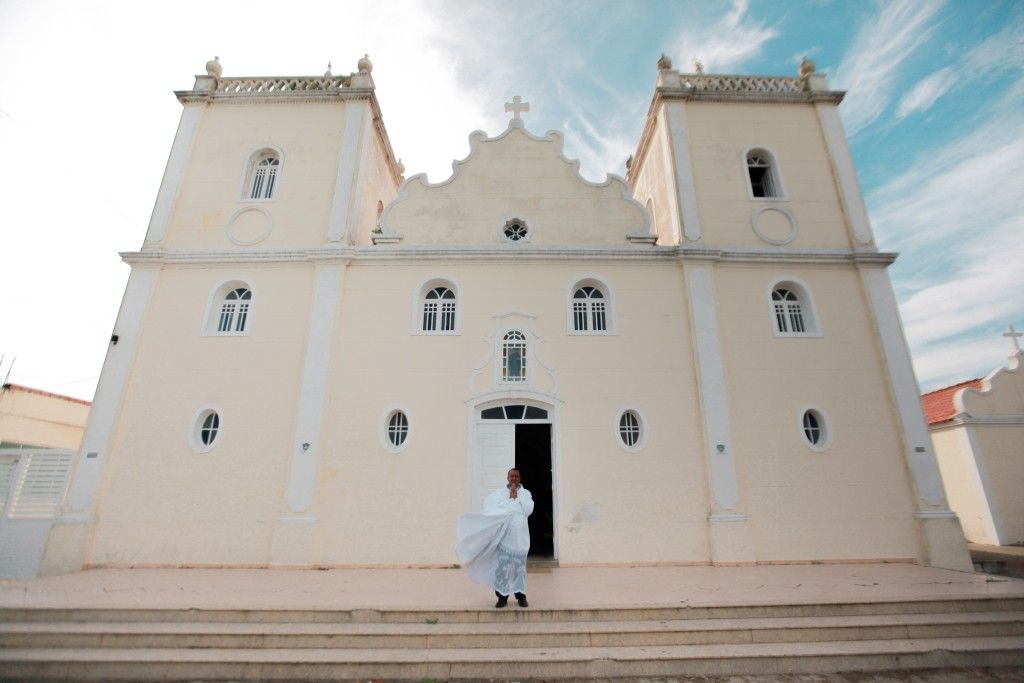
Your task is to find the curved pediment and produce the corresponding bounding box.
[378,123,651,245]
[956,351,1024,417]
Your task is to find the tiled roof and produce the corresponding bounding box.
[921,378,982,425]
[1,383,92,407]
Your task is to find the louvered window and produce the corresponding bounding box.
[572,286,606,332]
[422,287,456,332]
[218,288,252,333]
[6,452,73,519]
[249,155,279,200]
[772,288,805,334]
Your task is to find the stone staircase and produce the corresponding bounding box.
[2,597,1023,680]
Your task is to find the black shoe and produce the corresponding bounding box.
[516,594,528,608]
[494,595,508,608]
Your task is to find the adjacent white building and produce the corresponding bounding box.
[42,55,973,574]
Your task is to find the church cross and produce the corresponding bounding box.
[1003,323,1023,352]
[505,95,530,127]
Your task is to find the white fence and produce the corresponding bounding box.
[0,448,75,578]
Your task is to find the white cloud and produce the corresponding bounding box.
[895,66,957,118]
[674,0,778,72]
[870,75,1024,389]
[832,0,945,136]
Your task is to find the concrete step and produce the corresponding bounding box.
[2,636,1023,680]
[3,596,1024,624]
[3,611,1022,649]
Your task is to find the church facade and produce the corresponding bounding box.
[42,55,973,574]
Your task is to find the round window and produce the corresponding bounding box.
[503,218,529,242]
[387,410,409,447]
[190,408,221,453]
[618,410,642,449]
[801,408,831,451]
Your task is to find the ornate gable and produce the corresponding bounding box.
[378,115,651,246]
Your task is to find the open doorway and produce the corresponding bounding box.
[515,423,553,558]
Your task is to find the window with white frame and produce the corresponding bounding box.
[217,287,252,333]
[247,150,280,200]
[619,411,640,446]
[190,408,221,453]
[502,330,527,382]
[772,287,804,333]
[422,286,457,332]
[800,408,831,451]
[769,280,819,336]
[746,149,781,199]
[572,285,607,332]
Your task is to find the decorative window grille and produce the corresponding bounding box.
[802,409,828,448]
[746,151,777,198]
[7,452,74,519]
[199,411,220,447]
[387,411,409,447]
[619,411,641,447]
[422,287,456,332]
[481,405,548,420]
[250,155,280,200]
[772,288,805,333]
[503,218,529,242]
[218,288,252,333]
[572,286,607,332]
[502,331,527,382]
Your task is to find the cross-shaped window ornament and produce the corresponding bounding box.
[504,95,530,128]
[1003,323,1022,353]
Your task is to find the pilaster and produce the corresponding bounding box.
[664,102,702,242]
[815,103,874,245]
[858,265,972,571]
[327,102,369,242]
[145,103,206,244]
[41,266,159,574]
[684,262,754,564]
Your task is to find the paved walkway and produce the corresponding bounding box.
[2,563,1023,611]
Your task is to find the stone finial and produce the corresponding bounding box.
[324,62,333,77]
[625,155,633,170]
[358,54,373,74]
[799,56,816,78]
[396,158,406,175]
[205,56,222,78]
[657,53,673,70]
[693,58,705,75]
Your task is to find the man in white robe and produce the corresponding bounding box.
[455,468,534,607]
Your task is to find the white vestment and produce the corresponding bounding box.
[455,486,534,595]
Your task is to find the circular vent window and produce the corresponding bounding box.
[503,218,529,242]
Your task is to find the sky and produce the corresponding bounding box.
[0,0,1021,401]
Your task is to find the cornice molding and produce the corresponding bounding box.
[120,245,896,267]
[930,413,1024,430]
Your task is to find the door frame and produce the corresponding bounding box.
[467,389,563,561]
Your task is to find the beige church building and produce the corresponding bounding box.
[42,54,973,574]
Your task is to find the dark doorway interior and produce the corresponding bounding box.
[515,423,553,558]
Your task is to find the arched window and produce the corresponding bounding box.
[245,150,280,200]
[218,287,252,333]
[769,279,819,337]
[422,286,456,332]
[572,286,607,332]
[502,331,527,382]
[746,148,783,199]
[772,287,804,333]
